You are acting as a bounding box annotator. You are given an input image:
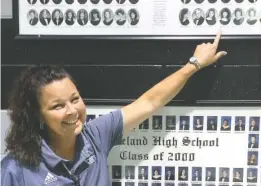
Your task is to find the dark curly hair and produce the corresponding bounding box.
[5,65,73,168]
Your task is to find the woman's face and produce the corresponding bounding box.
[209,10,214,17]
[222,11,228,18]
[68,12,73,19]
[38,77,86,138]
[249,10,255,17]
[131,12,136,19]
[236,11,241,18]
[154,170,158,175]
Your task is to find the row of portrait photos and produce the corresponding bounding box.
[27,0,139,5]
[179,8,261,26]
[181,0,259,4]
[110,165,259,183]
[88,115,261,132]
[27,8,139,26]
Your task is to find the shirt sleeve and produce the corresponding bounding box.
[85,109,123,156]
[1,168,21,186]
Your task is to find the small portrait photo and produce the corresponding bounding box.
[125,166,135,179]
[139,119,149,130]
[219,8,231,25]
[90,0,100,4]
[233,168,243,182]
[152,183,161,186]
[179,8,191,26]
[77,9,88,26]
[138,166,148,180]
[208,0,217,3]
[249,0,258,2]
[166,116,176,130]
[181,0,191,4]
[192,8,205,26]
[233,8,244,25]
[165,167,175,181]
[152,166,162,180]
[103,0,113,4]
[115,9,126,26]
[39,9,51,26]
[206,167,216,181]
[247,151,258,165]
[128,9,139,26]
[235,116,245,131]
[138,183,148,186]
[206,8,217,25]
[90,9,101,26]
[192,184,201,186]
[78,0,88,4]
[65,9,76,25]
[40,0,50,4]
[129,0,139,4]
[53,0,62,4]
[112,182,121,186]
[52,9,64,26]
[194,0,204,3]
[179,116,190,131]
[103,9,114,26]
[86,114,95,122]
[28,0,37,5]
[178,183,188,186]
[112,165,122,179]
[246,8,257,25]
[192,167,202,181]
[65,0,74,4]
[116,0,126,4]
[219,168,229,182]
[165,183,174,186]
[125,182,134,186]
[248,134,259,149]
[247,168,257,183]
[249,116,260,131]
[193,116,203,131]
[178,167,188,181]
[220,116,231,131]
[221,0,230,3]
[207,116,217,131]
[153,115,162,130]
[27,9,38,26]
[235,0,244,2]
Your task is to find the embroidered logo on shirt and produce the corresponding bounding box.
[44,172,57,184]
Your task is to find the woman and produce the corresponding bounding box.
[206,9,216,25]
[179,8,190,26]
[152,168,161,180]
[1,32,226,185]
[65,10,75,25]
[220,8,231,25]
[233,8,244,25]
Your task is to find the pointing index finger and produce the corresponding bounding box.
[213,30,222,47]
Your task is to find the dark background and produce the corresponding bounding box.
[1,13,261,109]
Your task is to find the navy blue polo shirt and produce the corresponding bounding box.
[1,109,123,186]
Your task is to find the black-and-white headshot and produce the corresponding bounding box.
[128,9,139,25]
[233,168,243,182]
[125,182,134,186]
[235,0,244,3]
[219,8,231,25]
[208,0,217,3]
[233,8,244,25]
[249,0,258,3]
[39,9,51,26]
[165,167,175,180]
[116,0,126,3]
[112,165,122,179]
[207,116,217,131]
[180,116,190,130]
[27,0,37,4]
[103,0,113,4]
[192,8,205,25]
[206,8,217,25]
[247,168,257,183]
[219,168,229,182]
[181,0,191,3]
[65,9,76,25]
[77,9,88,26]
[65,0,74,4]
[53,0,62,4]
[103,9,114,26]
[52,9,63,26]
[40,0,49,4]
[90,0,100,4]
[139,119,149,130]
[192,167,202,181]
[179,8,190,26]
[129,0,139,4]
[90,9,101,26]
[78,0,88,4]
[206,167,216,181]
[166,116,176,130]
[249,117,260,131]
[221,0,230,3]
[115,9,126,26]
[27,10,38,26]
[194,116,203,130]
[152,115,162,130]
[125,166,135,179]
[235,116,245,131]
[178,167,188,181]
[248,134,259,149]
[195,0,204,3]
[152,166,162,180]
[247,8,257,25]
[138,166,148,180]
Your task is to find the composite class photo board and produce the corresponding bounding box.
[19,0,261,37]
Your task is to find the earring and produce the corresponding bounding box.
[40,122,44,129]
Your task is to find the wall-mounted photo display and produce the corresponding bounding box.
[16,0,261,38]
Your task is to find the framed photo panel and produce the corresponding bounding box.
[16,0,261,39]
